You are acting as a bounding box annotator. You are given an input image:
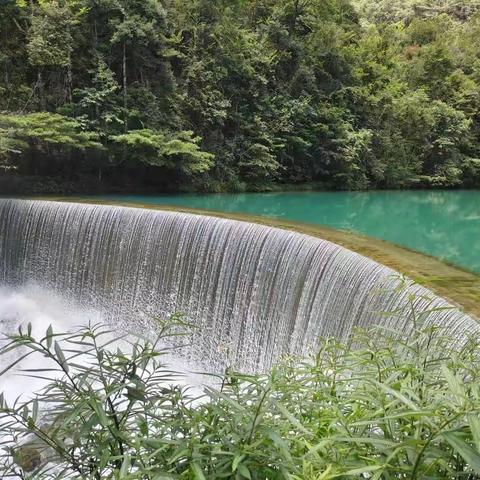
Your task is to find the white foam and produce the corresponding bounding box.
[0,283,208,405]
[0,283,103,404]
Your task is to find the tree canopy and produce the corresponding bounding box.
[1,0,480,192]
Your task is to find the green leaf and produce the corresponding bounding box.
[276,402,312,435]
[443,431,480,473]
[54,341,69,372]
[46,325,53,349]
[99,448,110,469]
[232,453,246,472]
[89,399,110,427]
[31,399,38,422]
[469,414,480,451]
[342,465,384,475]
[264,427,292,462]
[126,386,147,402]
[0,351,36,377]
[190,462,206,480]
[168,449,189,465]
[119,452,130,477]
[441,364,466,400]
[237,463,251,479]
[21,405,29,421]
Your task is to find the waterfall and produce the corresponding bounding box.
[0,199,476,372]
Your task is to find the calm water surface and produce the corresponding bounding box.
[92,190,480,274]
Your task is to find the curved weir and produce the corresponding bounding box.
[0,199,477,372]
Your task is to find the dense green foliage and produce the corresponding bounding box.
[2,315,480,478]
[1,0,480,192]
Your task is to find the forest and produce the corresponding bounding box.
[1,0,480,193]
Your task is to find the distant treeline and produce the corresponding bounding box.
[1,0,480,193]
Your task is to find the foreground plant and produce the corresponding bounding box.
[1,315,480,479]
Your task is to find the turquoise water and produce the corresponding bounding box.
[92,190,480,274]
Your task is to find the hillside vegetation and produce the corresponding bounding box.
[1,0,480,192]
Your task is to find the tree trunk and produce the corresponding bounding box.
[291,0,300,33]
[3,30,9,89]
[93,18,98,49]
[38,70,46,110]
[122,40,128,163]
[67,51,73,104]
[123,40,127,120]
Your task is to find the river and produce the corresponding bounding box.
[88,190,480,274]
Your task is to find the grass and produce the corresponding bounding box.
[1,311,480,479]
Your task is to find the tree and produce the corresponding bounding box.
[111,129,214,175]
[0,113,102,172]
[0,131,27,171]
[0,113,101,149]
[1,0,480,191]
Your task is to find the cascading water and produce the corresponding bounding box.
[0,199,477,373]
[0,284,104,402]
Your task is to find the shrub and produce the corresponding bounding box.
[1,315,480,479]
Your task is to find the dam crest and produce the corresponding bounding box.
[0,199,476,371]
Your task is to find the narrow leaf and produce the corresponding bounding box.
[443,431,480,473]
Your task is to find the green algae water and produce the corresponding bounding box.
[91,190,480,274]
